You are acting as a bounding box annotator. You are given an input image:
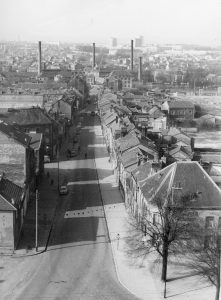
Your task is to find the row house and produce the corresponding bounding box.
[128,161,221,247]
[0,121,36,219]
[0,107,58,158]
[0,174,25,252]
[115,132,160,199]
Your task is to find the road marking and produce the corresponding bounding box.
[68,180,99,185]
[64,207,104,218]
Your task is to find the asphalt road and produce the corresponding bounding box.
[14,108,137,300]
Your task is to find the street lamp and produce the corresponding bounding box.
[35,189,39,252]
[57,144,60,191]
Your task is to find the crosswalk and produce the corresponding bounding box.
[64,207,104,218]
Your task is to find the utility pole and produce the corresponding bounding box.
[35,189,39,252]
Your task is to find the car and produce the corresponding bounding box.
[59,185,68,195]
[44,155,50,163]
[70,149,78,157]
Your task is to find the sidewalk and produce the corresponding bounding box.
[94,122,215,300]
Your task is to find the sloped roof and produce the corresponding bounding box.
[2,107,52,126]
[0,176,24,211]
[110,70,132,78]
[141,161,221,209]
[168,145,192,158]
[121,148,142,169]
[132,161,153,183]
[174,133,191,145]
[0,121,31,147]
[104,113,117,126]
[117,132,140,153]
[169,100,194,109]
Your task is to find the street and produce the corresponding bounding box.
[2,107,137,300]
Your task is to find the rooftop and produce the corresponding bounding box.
[141,161,221,209]
[0,120,31,147]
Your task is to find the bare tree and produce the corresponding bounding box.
[126,193,195,282]
[186,219,221,300]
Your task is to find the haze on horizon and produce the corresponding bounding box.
[0,0,220,47]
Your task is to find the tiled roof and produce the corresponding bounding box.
[174,133,191,145]
[117,132,140,153]
[2,107,52,126]
[0,120,31,147]
[169,100,194,109]
[104,114,117,126]
[121,148,142,169]
[141,161,221,208]
[110,70,132,78]
[168,145,192,158]
[0,176,24,211]
[132,162,153,183]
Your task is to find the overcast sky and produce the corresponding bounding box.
[0,0,220,46]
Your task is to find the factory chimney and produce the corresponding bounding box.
[38,41,42,76]
[130,40,134,71]
[92,42,96,69]
[138,56,142,82]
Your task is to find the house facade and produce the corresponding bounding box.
[0,175,25,251]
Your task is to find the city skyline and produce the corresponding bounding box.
[0,0,221,47]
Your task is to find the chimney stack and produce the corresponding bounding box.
[92,42,95,69]
[138,56,142,82]
[130,40,134,71]
[38,41,42,76]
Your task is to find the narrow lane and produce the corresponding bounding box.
[14,110,137,299]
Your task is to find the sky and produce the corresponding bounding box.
[0,0,221,46]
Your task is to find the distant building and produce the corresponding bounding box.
[111,37,117,48]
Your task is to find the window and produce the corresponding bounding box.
[205,216,214,229]
[218,217,221,229]
[204,235,215,249]
[153,213,159,225]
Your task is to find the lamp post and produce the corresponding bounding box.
[57,144,60,191]
[35,189,39,252]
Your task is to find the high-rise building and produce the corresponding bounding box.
[111,37,117,48]
[135,36,144,47]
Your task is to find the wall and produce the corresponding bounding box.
[0,211,14,249]
[0,133,25,185]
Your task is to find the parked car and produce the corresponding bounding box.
[70,149,78,157]
[59,185,68,195]
[44,155,50,163]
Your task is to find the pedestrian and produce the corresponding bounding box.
[50,179,54,185]
[85,153,87,159]
[47,171,50,178]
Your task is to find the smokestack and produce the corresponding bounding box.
[138,56,142,82]
[92,42,95,69]
[130,40,134,71]
[38,41,42,76]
